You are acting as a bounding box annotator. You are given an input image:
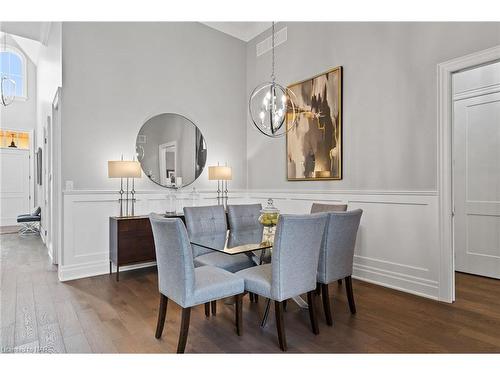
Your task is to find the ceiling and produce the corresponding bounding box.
[201,22,271,42]
[0,22,270,45]
[0,22,51,44]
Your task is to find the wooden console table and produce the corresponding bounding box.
[109,214,184,281]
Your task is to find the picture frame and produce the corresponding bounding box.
[286,66,343,181]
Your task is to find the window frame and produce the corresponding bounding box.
[0,45,28,101]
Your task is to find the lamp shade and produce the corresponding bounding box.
[208,166,232,181]
[108,161,142,178]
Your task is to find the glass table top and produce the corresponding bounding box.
[189,228,274,255]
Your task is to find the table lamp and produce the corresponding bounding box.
[208,164,232,207]
[108,160,142,216]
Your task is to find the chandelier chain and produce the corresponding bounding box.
[271,21,275,82]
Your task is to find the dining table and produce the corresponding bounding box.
[189,227,309,327]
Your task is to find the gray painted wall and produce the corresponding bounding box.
[246,22,500,191]
[61,22,247,190]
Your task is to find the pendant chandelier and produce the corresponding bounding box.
[249,22,298,138]
[1,33,16,107]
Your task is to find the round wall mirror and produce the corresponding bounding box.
[136,113,207,188]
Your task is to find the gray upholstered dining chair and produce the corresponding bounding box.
[236,213,328,351]
[227,203,268,302]
[314,209,363,326]
[183,205,255,314]
[149,214,245,353]
[227,203,263,230]
[310,202,348,214]
[310,203,348,289]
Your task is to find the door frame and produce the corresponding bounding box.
[437,45,500,303]
[52,87,62,268]
[44,115,53,257]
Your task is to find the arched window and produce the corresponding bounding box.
[0,46,27,99]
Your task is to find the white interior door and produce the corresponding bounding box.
[0,148,30,226]
[453,61,500,278]
[158,141,177,186]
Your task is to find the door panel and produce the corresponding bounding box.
[0,149,30,225]
[454,91,500,278]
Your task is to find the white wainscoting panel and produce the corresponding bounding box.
[247,190,440,300]
[61,189,440,300]
[60,190,248,281]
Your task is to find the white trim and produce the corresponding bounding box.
[59,260,157,282]
[352,274,438,301]
[437,44,500,303]
[61,188,438,197]
[40,23,52,46]
[453,83,500,101]
[52,87,62,269]
[62,188,249,195]
[247,189,438,196]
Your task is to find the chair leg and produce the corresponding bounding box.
[204,302,210,317]
[321,283,333,326]
[274,301,287,351]
[338,279,343,286]
[177,307,191,353]
[345,276,356,314]
[211,300,217,316]
[155,294,168,339]
[235,294,243,336]
[261,298,271,328]
[306,291,319,335]
[315,282,321,296]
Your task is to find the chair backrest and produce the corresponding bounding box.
[271,213,328,301]
[227,203,262,230]
[149,214,195,307]
[32,206,41,216]
[317,209,363,284]
[310,203,347,213]
[183,205,228,257]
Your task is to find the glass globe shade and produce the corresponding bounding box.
[249,81,298,138]
[1,76,16,107]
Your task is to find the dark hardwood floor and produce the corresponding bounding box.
[2,233,500,353]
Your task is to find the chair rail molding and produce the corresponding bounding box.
[437,44,500,303]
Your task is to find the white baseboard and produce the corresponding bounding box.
[59,260,157,282]
[353,264,439,300]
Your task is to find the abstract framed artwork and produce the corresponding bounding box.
[286,66,342,181]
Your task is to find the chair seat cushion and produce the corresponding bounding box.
[188,266,245,307]
[194,252,256,273]
[235,263,272,299]
[17,215,41,223]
